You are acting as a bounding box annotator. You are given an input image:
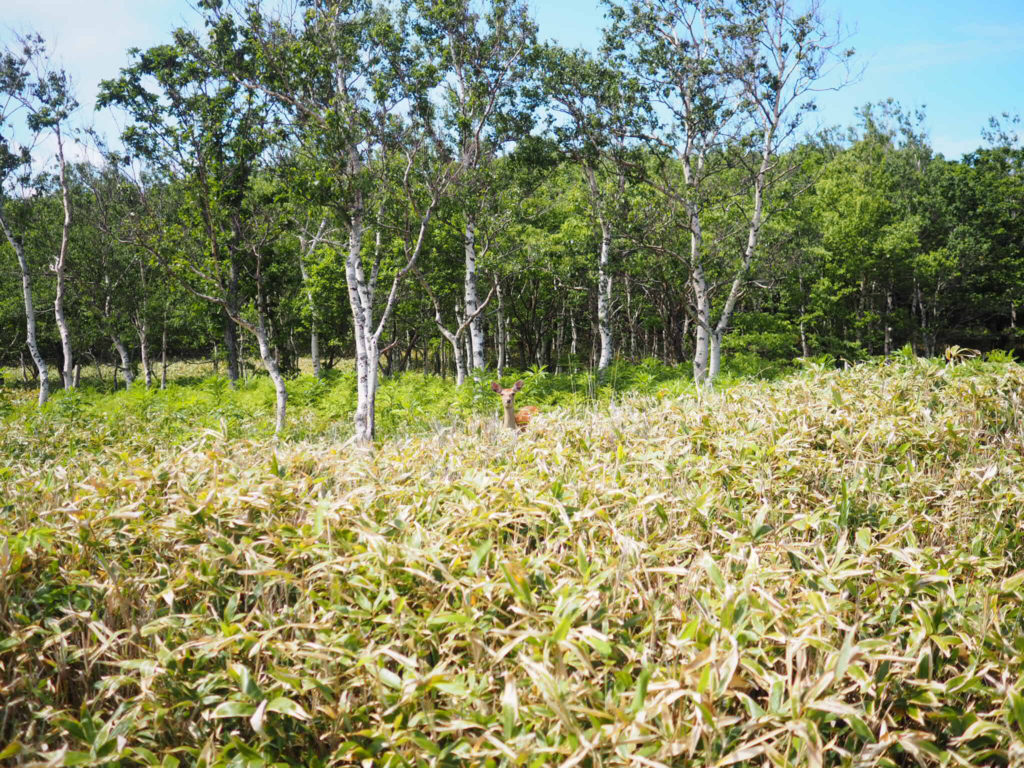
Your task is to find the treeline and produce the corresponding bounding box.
[1,1,1021,440]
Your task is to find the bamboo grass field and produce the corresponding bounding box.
[2,356,1024,766]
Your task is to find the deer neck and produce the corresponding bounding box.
[503,402,517,429]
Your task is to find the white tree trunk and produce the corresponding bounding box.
[54,125,74,390]
[112,335,135,389]
[353,330,378,443]
[597,217,613,372]
[495,278,506,376]
[0,213,49,405]
[346,202,378,444]
[161,320,168,389]
[137,318,153,388]
[253,317,287,435]
[691,261,711,385]
[704,135,773,387]
[464,217,486,370]
[450,333,468,386]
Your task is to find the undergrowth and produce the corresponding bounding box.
[0,357,695,448]
[2,357,1024,766]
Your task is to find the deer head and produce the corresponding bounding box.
[491,379,536,430]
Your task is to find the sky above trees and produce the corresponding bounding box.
[4,0,1023,159]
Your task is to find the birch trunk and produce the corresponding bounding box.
[596,216,613,372]
[705,127,774,387]
[495,278,506,377]
[345,198,377,443]
[691,259,711,384]
[53,125,74,390]
[161,319,168,389]
[464,216,486,371]
[254,315,287,435]
[111,335,134,389]
[422,271,495,388]
[0,214,49,405]
[137,318,153,387]
[555,306,565,374]
[884,289,893,357]
[449,333,468,386]
[625,275,635,361]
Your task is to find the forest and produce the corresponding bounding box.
[3,1,1024,766]
[1,0,1020,441]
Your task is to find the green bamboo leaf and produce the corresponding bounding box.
[551,613,574,644]
[630,667,652,714]
[0,742,22,761]
[434,677,469,696]
[703,554,725,591]
[427,612,471,628]
[210,701,257,719]
[1000,570,1024,593]
[62,752,94,766]
[469,539,492,574]
[1009,692,1024,728]
[266,696,310,721]
[377,668,403,690]
[582,632,612,657]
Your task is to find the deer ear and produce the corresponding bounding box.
[491,381,501,392]
[513,380,524,392]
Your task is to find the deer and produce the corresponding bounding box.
[491,380,539,430]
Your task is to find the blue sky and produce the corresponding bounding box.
[5,0,1023,160]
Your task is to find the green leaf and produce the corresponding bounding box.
[469,539,492,575]
[846,714,875,743]
[630,667,652,714]
[427,612,471,628]
[378,667,403,690]
[1000,570,1024,593]
[551,613,574,644]
[210,700,257,719]
[62,752,94,766]
[703,554,725,591]
[266,696,310,721]
[0,742,23,761]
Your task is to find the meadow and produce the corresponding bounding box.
[1,354,1023,766]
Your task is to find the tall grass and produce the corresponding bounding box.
[1,357,1023,766]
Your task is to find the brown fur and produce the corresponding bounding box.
[491,380,537,430]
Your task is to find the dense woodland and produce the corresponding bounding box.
[1,0,1022,441]
[5,3,1024,764]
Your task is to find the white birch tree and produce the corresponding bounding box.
[606,0,852,385]
[0,34,78,397]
